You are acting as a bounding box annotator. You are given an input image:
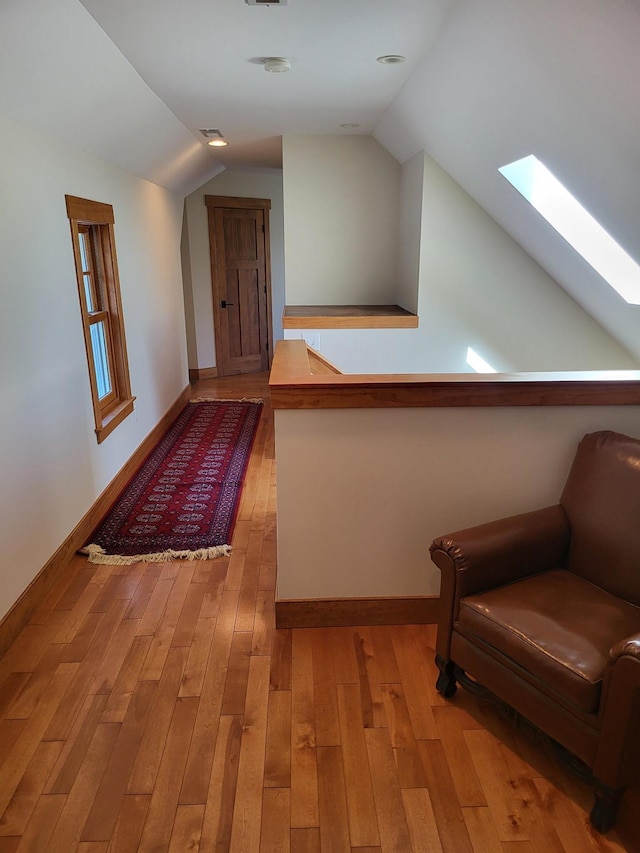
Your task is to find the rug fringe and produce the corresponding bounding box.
[189,397,264,404]
[80,543,231,565]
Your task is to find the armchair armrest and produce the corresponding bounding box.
[430,504,570,659]
[430,504,571,598]
[609,633,640,662]
[595,636,640,790]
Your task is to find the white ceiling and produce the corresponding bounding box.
[78,0,452,171]
[1,0,639,358]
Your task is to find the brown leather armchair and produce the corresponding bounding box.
[429,430,640,832]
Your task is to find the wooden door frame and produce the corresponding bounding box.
[205,194,273,377]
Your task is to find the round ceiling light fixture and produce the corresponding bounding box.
[264,57,291,73]
[376,54,406,64]
[200,128,229,147]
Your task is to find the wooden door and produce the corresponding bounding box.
[206,195,273,376]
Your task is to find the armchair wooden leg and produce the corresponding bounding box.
[435,655,457,698]
[590,781,624,833]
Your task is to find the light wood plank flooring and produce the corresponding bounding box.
[0,372,630,851]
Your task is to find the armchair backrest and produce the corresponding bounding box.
[560,430,640,606]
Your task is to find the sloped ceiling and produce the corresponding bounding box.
[0,0,226,194]
[374,0,640,359]
[1,0,639,356]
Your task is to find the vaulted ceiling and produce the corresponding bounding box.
[2,0,639,357]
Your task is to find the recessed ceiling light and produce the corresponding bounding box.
[264,57,291,73]
[200,128,228,147]
[377,54,406,64]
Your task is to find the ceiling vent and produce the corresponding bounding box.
[264,57,291,73]
[246,0,287,5]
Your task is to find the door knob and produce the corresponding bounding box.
[220,300,235,308]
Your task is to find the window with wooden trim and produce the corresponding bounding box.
[66,195,135,443]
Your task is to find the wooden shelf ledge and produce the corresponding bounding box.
[282,304,418,329]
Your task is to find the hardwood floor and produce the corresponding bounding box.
[0,371,631,851]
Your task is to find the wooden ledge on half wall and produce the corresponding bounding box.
[282,304,418,329]
[269,340,640,410]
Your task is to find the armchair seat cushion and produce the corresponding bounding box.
[457,569,640,714]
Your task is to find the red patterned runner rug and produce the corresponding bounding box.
[82,399,263,564]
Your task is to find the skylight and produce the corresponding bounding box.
[499,155,640,305]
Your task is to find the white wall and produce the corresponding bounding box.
[183,168,285,370]
[282,135,400,305]
[285,152,638,374]
[0,114,189,622]
[275,406,640,600]
[180,206,199,368]
[395,150,424,316]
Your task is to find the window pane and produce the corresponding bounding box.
[90,321,113,399]
[79,230,96,310]
[79,230,90,272]
[83,274,94,312]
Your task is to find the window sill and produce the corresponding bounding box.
[96,396,136,444]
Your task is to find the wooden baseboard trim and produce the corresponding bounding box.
[189,366,218,382]
[0,385,191,659]
[275,596,439,628]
